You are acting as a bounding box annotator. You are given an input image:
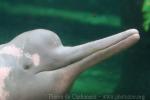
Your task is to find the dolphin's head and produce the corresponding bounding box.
[29,29,140,74]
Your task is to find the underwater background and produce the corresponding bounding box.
[0,0,150,100]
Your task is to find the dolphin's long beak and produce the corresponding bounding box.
[55,29,140,78]
[59,29,140,67]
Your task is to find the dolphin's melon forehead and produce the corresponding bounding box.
[26,29,63,48]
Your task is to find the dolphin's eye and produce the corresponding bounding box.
[24,65,31,70]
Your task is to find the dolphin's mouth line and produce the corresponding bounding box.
[70,33,137,63]
[52,33,139,71]
[95,33,138,52]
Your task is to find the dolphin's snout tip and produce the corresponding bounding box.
[127,29,139,34]
[132,33,140,41]
[126,29,140,40]
[130,29,140,40]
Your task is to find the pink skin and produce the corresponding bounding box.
[31,54,40,66]
[0,44,40,66]
[0,45,40,99]
[0,67,11,100]
[0,44,23,58]
[24,53,40,66]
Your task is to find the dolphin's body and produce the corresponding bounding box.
[0,29,140,100]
